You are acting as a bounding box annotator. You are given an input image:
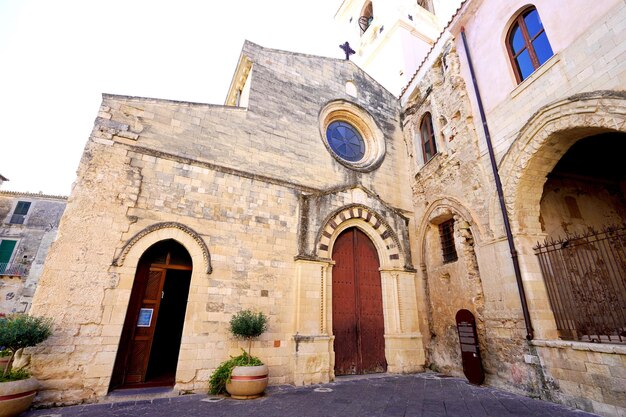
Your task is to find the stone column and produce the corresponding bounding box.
[380,269,425,373]
[292,258,334,385]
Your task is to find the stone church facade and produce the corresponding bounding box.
[29,0,625,415]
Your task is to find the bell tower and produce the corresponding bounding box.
[335,0,462,96]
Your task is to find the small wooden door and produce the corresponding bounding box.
[332,228,387,375]
[455,309,485,385]
[124,267,166,384]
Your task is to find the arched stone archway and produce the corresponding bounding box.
[496,91,626,339]
[103,223,212,391]
[110,239,193,390]
[315,204,408,270]
[499,91,626,235]
[292,205,424,385]
[415,198,486,376]
[112,222,212,273]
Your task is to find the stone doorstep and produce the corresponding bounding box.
[27,392,204,415]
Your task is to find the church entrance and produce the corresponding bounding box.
[332,227,387,375]
[110,240,192,390]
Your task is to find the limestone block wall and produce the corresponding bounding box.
[29,41,422,405]
[401,39,536,391]
[532,341,626,417]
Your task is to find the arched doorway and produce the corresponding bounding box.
[110,239,192,390]
[332,227,386,375]
[536,132,626,342]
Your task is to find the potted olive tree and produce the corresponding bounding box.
[0,314,53,417]
[209,310,268,399]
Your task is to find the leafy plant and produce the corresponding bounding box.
[0,314,53,378]
[0,368,30,383]
[208,350,262,395]
[229,310,268,359]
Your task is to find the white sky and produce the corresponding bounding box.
[0,0,345,195]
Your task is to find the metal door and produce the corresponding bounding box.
[455,309,485,385]
[332,228,386,375]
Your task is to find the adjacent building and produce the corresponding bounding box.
[28,1,625,415]
[0,190,66,313]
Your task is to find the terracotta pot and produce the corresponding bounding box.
[225,364,268,399]
[0,377,38,417]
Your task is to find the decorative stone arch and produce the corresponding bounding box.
[416,197,487,375]
[315,204,406,270]
[499,91,626,235]
[112,222,212,274]
[416,197,486,262]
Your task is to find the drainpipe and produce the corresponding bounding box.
[460,28,534,340]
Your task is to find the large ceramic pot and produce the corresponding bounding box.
[0,377,38,417]
[226,364,269,399]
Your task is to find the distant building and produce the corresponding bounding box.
[0,191,66,313]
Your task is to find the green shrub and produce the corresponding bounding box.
[229,310,268,339]
[0,368,30,383]
[208,350,262,395]
[229,310,267,357]
[0,314,53,378]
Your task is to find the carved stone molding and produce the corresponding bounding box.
[112,222,212,273]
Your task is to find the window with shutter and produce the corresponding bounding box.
[10,201,31,224]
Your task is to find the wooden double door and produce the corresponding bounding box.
[110,240,192,390]
[332,228,387,375]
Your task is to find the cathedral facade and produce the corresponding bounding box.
[30,0,625,415]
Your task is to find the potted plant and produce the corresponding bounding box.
[0,314,53,417]
[209,310,268,399]
[0,350,10,375]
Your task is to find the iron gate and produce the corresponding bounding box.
[534,224,626,343]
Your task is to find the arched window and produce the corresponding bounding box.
[507,6,553,83]
[417,0,434,14]
[420,112,437,163]
[359,2,374,35]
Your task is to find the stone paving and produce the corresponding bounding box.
[23,373,599,417]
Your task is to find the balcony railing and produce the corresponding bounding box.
[0,262,27,277]
[534,224,626,343]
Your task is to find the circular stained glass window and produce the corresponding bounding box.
[326,121,366,162]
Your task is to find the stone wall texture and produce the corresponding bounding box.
[29,41,422,405]
[401,1,626,416]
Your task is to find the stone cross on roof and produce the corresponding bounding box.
[339,42,355,61]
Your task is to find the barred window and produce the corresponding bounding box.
[439,219,458,263]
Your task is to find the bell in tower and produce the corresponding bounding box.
[334,0,463,96]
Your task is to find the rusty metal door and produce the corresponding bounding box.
[455,309,485,385]
[332,228,387,375]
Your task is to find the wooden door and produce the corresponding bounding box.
[332,228,386,375]
[123,267,167,384]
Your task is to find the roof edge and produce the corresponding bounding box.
[0,190,68,200]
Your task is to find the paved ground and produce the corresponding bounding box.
[23,373,599,417]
